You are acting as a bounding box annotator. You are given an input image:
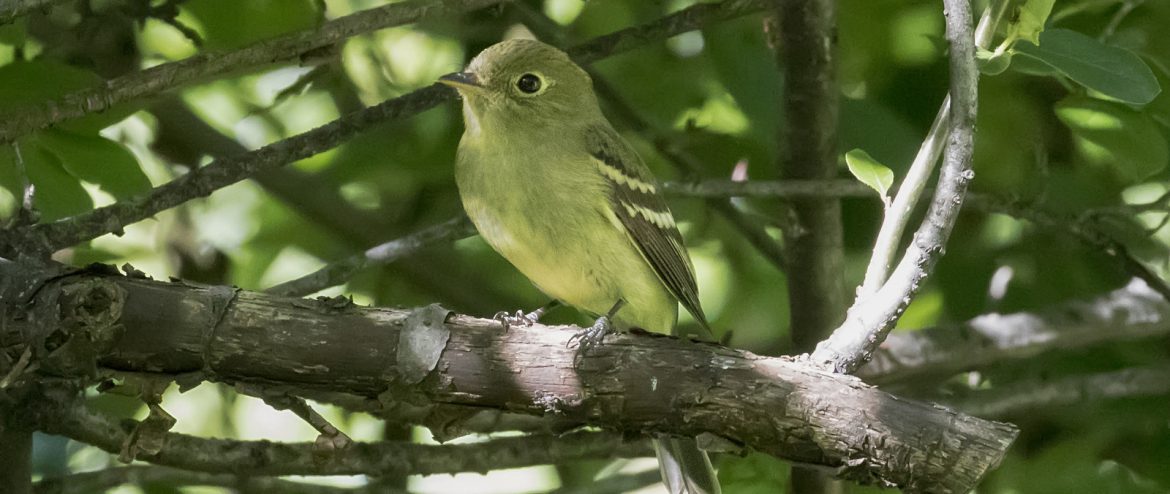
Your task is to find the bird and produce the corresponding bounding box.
[439,39,720,494]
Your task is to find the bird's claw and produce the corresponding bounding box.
[494,310,538,329]
[568,315,611,355]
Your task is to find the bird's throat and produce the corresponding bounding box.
[461,101,482,137]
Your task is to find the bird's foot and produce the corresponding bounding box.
[568,315,611,354]
[493,309,541,329]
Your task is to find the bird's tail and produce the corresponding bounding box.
[654,436,721,494]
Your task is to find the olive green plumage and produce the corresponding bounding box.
[441,39,709,338]
[441,39,719,494]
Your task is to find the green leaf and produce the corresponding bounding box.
[183,0,321,51]
[977,47,1012,76]
[1014,28,1162,105]
[1055,96,1169,183]
[0,60,138,133]
[845,148,895,201]
[1003,0,1056,45]
[33,130,152,200]
[14,139,93,221]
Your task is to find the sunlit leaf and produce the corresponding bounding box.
[1055,96,1168,183]
[33,129,152,200]
[15,139,93,221]
[1015,28,1162,105]
[845,148,895,201]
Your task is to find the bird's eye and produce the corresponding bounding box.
[516,73,543,94]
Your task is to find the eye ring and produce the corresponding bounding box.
[516,73,543,94]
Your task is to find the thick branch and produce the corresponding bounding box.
[0,0,771,258]
[0,0,506,142]
[1,262,1018,493]
[809,0,979,373]
[859,279,1170,384]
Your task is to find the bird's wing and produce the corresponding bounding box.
[585,126,710,334]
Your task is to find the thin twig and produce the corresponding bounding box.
[855,6,1001,301]
[859,279,1170,384]
[2,85,450,257]
[33,465,409,494]
[809,0,979,373]
[661,179,871,199]
[0,0,507,142]
[243,384,353,451]
[28,397,652,477]
[266,215,476,297]
[971,195,1170,302]
[945,364,1170,418]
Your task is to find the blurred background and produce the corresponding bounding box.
[2,0,1170,492]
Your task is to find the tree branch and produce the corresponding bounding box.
[859,279,1170,384]
[1,84,450,257]
[773,0,844,352]
[943,364,1170,419]
[21,395,650,478]
[809,0,979,373]
[33,465,408,494]
[1,261,1018,493]
[854,5,1001,300]
[265,215,476,297]
[661,179,871,199]
[0,0,507,143]
[0,0,68,25]
[0,0,772,258]
[772,0,845,491]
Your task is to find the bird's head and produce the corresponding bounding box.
[438,39,600,135]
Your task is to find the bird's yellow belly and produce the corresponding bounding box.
[462,196,676,333]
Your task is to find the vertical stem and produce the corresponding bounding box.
[773,0,846,362]
[772,0,845,492]
[0,425,33,494]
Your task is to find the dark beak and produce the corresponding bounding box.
[437,71,481,90]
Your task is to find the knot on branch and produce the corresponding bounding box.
[39,278,127,377]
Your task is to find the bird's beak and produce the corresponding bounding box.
[438,71,482,91]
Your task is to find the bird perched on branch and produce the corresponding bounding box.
[439,39,720,494]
